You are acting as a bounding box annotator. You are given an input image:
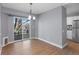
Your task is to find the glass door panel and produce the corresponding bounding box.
[22,17,30,39]
[14,17,22,40]
[13,16,30,40]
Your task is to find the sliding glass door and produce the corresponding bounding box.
[13,16,30,40]
[22,17,30,39]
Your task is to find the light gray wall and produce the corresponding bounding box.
[7,16,14,42]
[0,13,15,46]
[1,13,9,46]
[1,14,8,36]
[31,15,39,38]
[62,7,67,45]
[0,4,1,48]
[34,15,39,38]
[38,6,67,48]
[31,20,35,38]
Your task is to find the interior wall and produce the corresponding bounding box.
[0,4,1,48]
[35,15,39,38]
[1,13,9,46]
[31,20,35,38]
[38,6,67,48]
[31,15,39,38]
[30,18,38,38]
[62,6,67,46]
[7,16,14,42]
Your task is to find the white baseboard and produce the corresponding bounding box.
[62,43,68,48]
[31,37,38,39]
[37,38,67,49]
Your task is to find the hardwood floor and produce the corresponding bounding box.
[1,39,79,55]
[1,40,32,55]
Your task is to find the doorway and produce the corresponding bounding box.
[13,16,31,40]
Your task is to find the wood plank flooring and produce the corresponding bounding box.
[1,39,79,55]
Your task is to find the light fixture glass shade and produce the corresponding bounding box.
[28,15,36,20]
[33,16,36,20]
[28,15,32,20]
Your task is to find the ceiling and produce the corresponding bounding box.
[1,3,79,16]
[64,3,79,16]
[1,3,66,14]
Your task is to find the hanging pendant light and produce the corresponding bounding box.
[28,3,36,20]
[33,16,36,20]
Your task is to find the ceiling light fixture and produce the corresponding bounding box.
[28,3,36,20]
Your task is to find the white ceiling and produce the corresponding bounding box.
[2,3,79,16]
[1,3,66,14]
[64,3,79,16]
